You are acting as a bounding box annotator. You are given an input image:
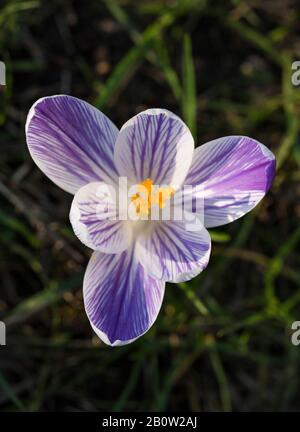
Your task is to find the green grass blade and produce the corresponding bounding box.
[0,372,25,410]
[94,13,174,110]
[5,274,83,327]
[276,53,299,169]
[264,226,300,307]
[181,34,197,137]
[178,282,209,316]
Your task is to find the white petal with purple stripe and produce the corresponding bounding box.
[114,109,194,188]
[84,249,165,346]
[70,181,132,253]
[26,95,119,194]
[136,219,211,282]
[184,136,276,228]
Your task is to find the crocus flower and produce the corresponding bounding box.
[26,95,276,346]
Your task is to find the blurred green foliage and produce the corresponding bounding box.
[0,0,300,412]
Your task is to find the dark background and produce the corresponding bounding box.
[0,0,300,411]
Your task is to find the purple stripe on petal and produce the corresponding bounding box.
[114,109,194,188]
[136,218,211,282]
[26,95,119,194]
[83,249,165,346]
[70,181,132,253]
[184,136,276,228]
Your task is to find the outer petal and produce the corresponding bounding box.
[70,181,132,253]
[184,136,276,228]
[114,109,194,189]
[136,219,211,282]
[26,95,119,194]
[83,249,165,346]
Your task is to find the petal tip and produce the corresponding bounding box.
[90,321,140,347]
[265,156,276,192]
[25,94,70,135]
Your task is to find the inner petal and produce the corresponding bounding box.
[114,109,195,189]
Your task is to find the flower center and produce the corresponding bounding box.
[131,178,174,218]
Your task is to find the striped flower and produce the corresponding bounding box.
[26,95,276,346]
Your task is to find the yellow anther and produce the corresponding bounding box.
[131,178,174,218]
